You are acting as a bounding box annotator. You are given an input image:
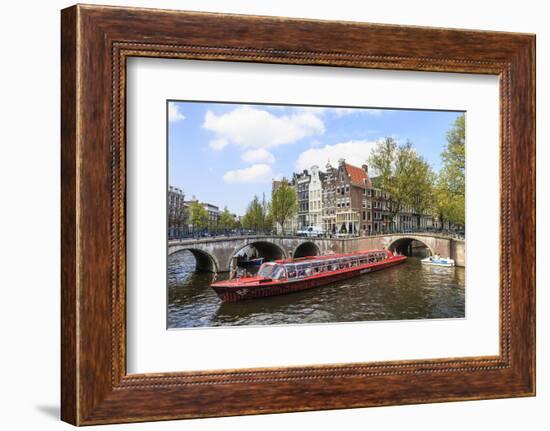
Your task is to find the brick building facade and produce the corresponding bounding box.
[168,186,187,230]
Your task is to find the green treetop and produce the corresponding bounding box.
[369,138,433,230]
[270,179,298,235]
[188,200,208,231]
[241,195,268,232]
[434,114,465,227]
[442,114,465,195]
[218,206,236,231]
[406,153,435,226]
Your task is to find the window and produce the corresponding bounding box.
[272,266,286,280]
[286,265,297,278]
[258,263,276,278]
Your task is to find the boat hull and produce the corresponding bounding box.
[211,256,406,302]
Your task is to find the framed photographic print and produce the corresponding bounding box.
[61,4,535,425]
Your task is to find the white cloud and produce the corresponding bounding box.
[330,107,383,117]
[365,109,383,116]
[223,164,273,184]
[297,106,384,117]
[209,138,228,151]
[241,148,275,164]
[295,140,378,172]
[168,103,185,122]
[203,106,325,149]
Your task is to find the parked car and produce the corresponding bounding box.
[296,226,325,238]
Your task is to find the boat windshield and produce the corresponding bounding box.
[258,263,286,279]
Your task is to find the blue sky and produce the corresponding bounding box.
[168,101,463,216]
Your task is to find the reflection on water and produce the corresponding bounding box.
[167,251,465,329]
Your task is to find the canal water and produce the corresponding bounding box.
[167,250,465,329]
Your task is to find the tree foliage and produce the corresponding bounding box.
[434,114,465,226]
[407,154,435,224]
[188,200,208,230]
[442,114,465,194]
[262,193,273,230]
[368,138,402,221]
[369,138,434,229]
[270,179,298,235]
[241,195,269,232]
[218,206,236,230]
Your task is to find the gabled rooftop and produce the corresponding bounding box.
[342,162,372,188]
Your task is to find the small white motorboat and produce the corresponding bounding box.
[421,255,455,267]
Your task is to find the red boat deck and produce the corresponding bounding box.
[211,249,406,302]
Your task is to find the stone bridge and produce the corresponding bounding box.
[168,233,465,272]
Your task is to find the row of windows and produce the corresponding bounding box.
[335,185,350,195]
[364,189,390,198]
[275,252,389,279]
[362,211,369,221]
[309,201,322,211]
[336,212,359,222]
[309,190,322,199]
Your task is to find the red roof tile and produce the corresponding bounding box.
[344,163,371,187]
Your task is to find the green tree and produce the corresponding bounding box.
[434,170,465,227]
[435,114,465,227]
[218,206,236,231]
[188,200,208,231]
[261,193,274,231]
[270,179,298,235]
[369,138,437,231]
[369,138,414,229]
[241,195,267,232]
[369,138,399,226]
[407,155,435,227]
[442,114,465,194]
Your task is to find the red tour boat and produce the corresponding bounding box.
[210,249,406,302]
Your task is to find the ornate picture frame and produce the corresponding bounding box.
[61,4,535,425]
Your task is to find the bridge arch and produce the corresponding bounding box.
[293,241,321,258]
[169,247,219,273]
[388,237,434,257]
[227,240,287,270]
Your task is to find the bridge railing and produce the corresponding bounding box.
[168,227,465,241]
